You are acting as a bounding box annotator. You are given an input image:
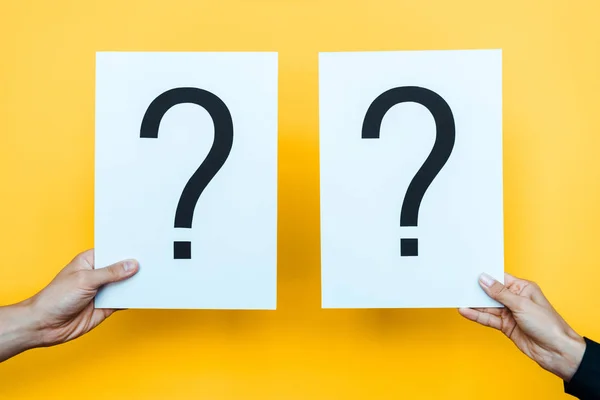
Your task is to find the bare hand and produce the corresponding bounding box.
[29,249,139,347]
[459,273,585,382]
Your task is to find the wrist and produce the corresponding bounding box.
[547,331,586,382]
[0,299,45,361]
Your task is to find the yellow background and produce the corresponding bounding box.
[1,0,599,398]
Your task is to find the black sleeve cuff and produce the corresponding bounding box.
[564,337,600,399]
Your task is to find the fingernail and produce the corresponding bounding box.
[123,260,135,272]
[479,273,496,287]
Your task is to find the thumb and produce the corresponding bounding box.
[87,259,139,289]
[479,273,524,310]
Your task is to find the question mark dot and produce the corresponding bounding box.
[401,238,418,257]
[174,241,192,259]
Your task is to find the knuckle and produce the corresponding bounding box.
[509,286,520,295]
[74,270,90,287]
[76,249,95,268]
[490,283,507,298]
[496,287,508,299]
[68,251,92,272]
[107,265,122,280]
[73,252,86,265]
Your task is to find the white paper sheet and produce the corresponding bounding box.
[319,49,504,308]
[94,52,278,309]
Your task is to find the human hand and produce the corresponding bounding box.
[459,273,585,382]
[26,249,139,347]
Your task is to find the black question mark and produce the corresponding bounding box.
[140,87,234,260]
[362,86,455,257]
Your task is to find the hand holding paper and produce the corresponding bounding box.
[460,273,585,382]
[0,249,138,363]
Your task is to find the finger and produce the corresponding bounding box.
[503,272,518,286]
[458,308,502,330]
[472,307,503,316]
[78,249,95,269]
[86,259,139,289]
[504,273,550,306]
[524,281,553,307]
[61,249,95,273]
[504,273,531,296]
[479,273,525,310]
[90,308,116,327]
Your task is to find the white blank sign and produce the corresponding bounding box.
[94,52,278,309]
[319,49,504,308]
